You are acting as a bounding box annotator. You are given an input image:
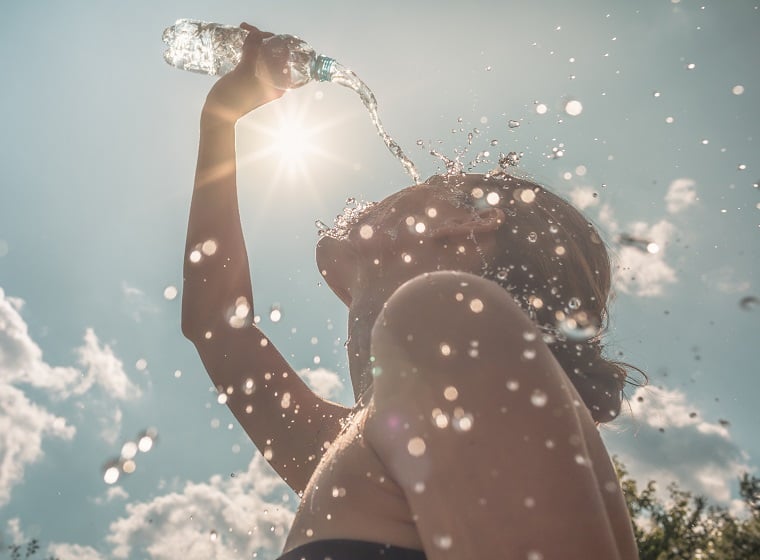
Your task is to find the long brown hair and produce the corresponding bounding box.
[446,172,645,423]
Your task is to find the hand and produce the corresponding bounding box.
[202,23,285,124]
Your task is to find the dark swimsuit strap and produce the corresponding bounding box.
[276,539,427,560]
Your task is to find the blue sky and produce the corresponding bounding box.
[0,0,758,558]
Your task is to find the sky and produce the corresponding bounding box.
[0,0,758,558]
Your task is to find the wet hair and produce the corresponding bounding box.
[437,172,645,423]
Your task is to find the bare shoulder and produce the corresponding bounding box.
[369,270,546,396]
[365,271,631,558]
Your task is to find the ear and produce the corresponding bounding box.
[427,207,505,240]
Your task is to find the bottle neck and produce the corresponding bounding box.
[315,55,336,82]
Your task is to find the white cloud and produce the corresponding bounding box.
[93,485,129,505]
[612,220,678,297]
[72,329,141,401]
[48,543,106,560]
[0,288,81,391]
[665,178,697,214]
[106,455,294,560]
[4,517,26,545]
[603,386,751,505]
[0,384,76,506]
[299,367,344,400]
[568,186,600,210]
[121,282,159,322]
[596,203,619,235]
[701,266,752,294]
[0,288,140,507]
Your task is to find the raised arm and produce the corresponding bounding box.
[366,271,637,559]
[181,24,351,494]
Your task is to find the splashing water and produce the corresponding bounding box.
[497,151,522,172]
[430,148,464,176]
[327,62,421,184]
[316,197,378,240]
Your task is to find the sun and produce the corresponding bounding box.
[270,115,316,171]
[238,94,353,193]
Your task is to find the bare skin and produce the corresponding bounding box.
[182,24,638,559]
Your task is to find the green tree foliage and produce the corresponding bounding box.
[615,457,760,559]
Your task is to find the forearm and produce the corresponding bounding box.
[182,112,252,341]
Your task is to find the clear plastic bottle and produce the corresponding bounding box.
[162,19,335,89]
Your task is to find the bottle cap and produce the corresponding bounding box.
[315,56,336,82]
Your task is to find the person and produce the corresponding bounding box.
[181,23,640,560]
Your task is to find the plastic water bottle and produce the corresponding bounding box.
[162,19,336,90]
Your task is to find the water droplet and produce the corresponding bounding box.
[739,296,759,310]
[665,116,675,124]
[432,409,450,428]
[506,380,520,391]
[121,441,138,460]
[469,298,484,313]
[122,460,136,474]
[433,534,453,550]
[653,91,661,98]
[280,392,291,409]
[524,496,536,508]
[535,103,548,115]
[548,146,565,159]
[453,414,474,432]
[530,390,548,407]
[163,286,178,300]
[217,393,228,405]
[568,297,582,310]
[440,343,452,356]
[407,437,426,457]
[519,189,536,203]
[269,306,282,322]
[416,139,424,146]
[527,232,538,243]
[574,454,587,465]
[732,85,745,95]
[444,386,459,401]
[686,62,696,70]
[485,65,492,71]
[646,242,660,254]
[103,465,120,484]
[197,241,216,259]
[359,224,374,239]
[508,119,521,128]
[558,314,599,342]
[522,348,537,360]
[263,447,273,461]
[135,359,147,371]
[527,551,544,560]
[738,164,747,171]
[414,222,427,234]
[564,99,583,116]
